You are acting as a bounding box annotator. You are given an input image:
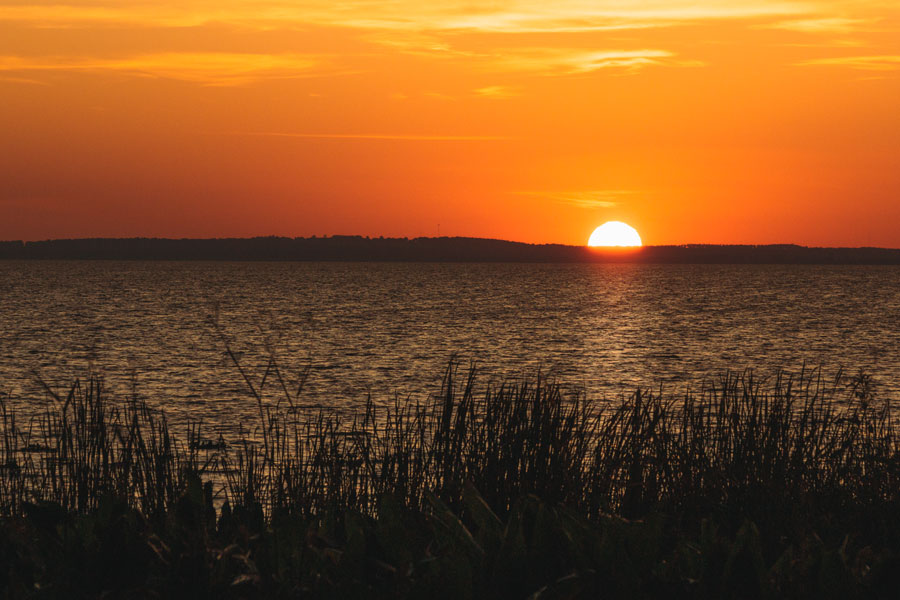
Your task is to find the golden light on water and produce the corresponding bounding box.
[587,222,643,247]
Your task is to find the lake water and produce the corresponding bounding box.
[2,261,899,435]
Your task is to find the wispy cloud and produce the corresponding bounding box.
[224,132,515,141]
[766,17,873,33]
[1,1,895,86]
[0,74,50,85]
[2,0,866,87]
[438,13,675,34]
[491,49,700,75]
[0,52,327,85]
[473,85,520,99]
[437,1,809,33]
[797,55,900,70]
[0,5,223,28]
[0,1,812,33]
[518,190,638,209]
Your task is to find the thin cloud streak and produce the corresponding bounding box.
[0,75,50,85]
[225,132,517,141]
[797,55,900,69]
[473,85,520,98]
[0,1,813,33]
[766,17,874,33]
[4,0,891,85]
[438,1,810,33]
[489,49,700,75]
[517,190,638,209]
[0,52,328,85]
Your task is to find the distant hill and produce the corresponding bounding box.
[1,237,900,264]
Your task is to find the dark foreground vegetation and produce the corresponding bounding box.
[3,236,900,263]
[2,365,900,598]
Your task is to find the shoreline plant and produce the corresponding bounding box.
[1,364,899,597]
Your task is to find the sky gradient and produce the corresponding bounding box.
[1,0,898,246]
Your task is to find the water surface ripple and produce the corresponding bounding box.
[2,261,899,433]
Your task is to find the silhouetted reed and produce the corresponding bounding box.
[0,378,207,518]
[1,364,896,535]
[4,364,900,597]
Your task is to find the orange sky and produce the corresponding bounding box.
[1,0,898,246]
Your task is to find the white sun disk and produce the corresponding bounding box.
[588,222,642,247]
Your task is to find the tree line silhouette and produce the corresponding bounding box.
[1,236,899,263]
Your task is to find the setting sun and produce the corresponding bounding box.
[587,222,643,247]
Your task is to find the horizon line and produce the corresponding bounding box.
[2,236,899,251]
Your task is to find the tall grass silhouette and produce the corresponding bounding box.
[1,364,896,528]
[3,363,900,597]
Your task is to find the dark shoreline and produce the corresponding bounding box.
[3,236,900,263]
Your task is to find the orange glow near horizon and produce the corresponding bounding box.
[1,1,899,246]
